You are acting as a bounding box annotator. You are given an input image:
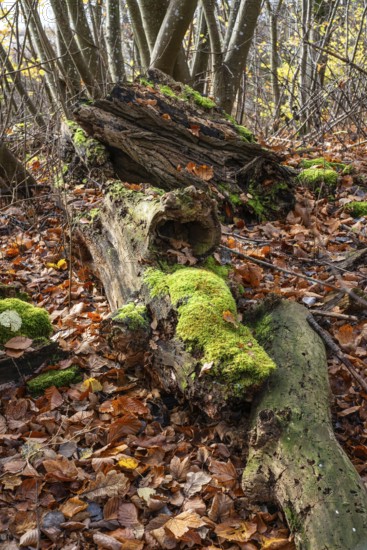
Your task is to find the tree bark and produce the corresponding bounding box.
[73,78,294,218]
[150,0,198,75]
[242,299,367,550]
[213,0,262,113]
[106,0,125,83]
[0,140,37,199]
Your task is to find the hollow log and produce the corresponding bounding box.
[73,74,295,219]
[77,183,367,547]
[77,182,275,415]
[242,299,367,550]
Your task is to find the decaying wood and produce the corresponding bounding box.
[0,341,60,385]
[73,77,295,217]
[242,299,367,550]
[77,182,221,308]
[0,140,37,199]
[73,117,367,548]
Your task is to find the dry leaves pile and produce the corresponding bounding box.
[0,136,367,548]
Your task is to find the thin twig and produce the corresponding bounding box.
[311,310,359,322]
[220,245,340,290]
[307,314,367,393]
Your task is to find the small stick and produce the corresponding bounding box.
[307,314,367,393]
[220,246,340,290]
[222,231,271,244]
[222,246,367,310]
[311,310,359,322]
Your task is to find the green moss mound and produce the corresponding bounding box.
[144,268,275,395]
[27,366,81,395]
[224,113,255,143]
[344,201,367,217]
[297,167,338,187]
[112,303,149,330]
[300,157,353,174]
[0,298,52,346]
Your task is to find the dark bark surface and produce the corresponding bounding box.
[73,75,295,219]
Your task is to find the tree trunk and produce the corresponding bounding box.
[0,141,37,199]
[73,77,294,219]
[242,299,367,550]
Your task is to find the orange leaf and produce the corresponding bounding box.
[60,497,88,518]
[162,113,171,120]
[193,164,214,181]
[222,310,238,326]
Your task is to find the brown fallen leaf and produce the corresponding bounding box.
[165,511,206,539]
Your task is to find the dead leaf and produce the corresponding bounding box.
[60,497,88,518]
[165,511,206,539]
[215,520,258,542]
[183,471,211,497]
[80,470,129,501]
[4,336,33,350]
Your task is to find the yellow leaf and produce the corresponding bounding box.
[57,258,68,270]
[82,377,103,392]
[118,455,139,470]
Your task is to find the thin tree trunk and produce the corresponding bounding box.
[0,41,45,127]
[214,0,262,113]
[190,6,209,92]
[125,0,150,69]
[150,0,198,75]
[106,0,125,83]
[50,0,98,98]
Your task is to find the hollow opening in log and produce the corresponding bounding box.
[155,219,214,255]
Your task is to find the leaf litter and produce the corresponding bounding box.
[1,138,367,548]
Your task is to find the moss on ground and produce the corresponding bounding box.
[111,303,149,330]
[27,366,81,395]
[300,157,353,174]
[344,201,367,217]
[144,267,275,394]
[297,167,338,188]
[0,298,52,346]
[203,257,231,279]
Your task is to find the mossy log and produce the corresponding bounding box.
[73,74,295,219]
[242,299,367,550]
[78,183,367,545]
[78,182,274,415]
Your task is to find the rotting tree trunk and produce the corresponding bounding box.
[77,182,275,416]
[73,75,295,219]
[242,299,367,550]
[77,182,367,547]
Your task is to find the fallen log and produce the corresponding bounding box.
[76,180,367,548]
[73,73,295,219]
[78,181,275,415]
[242,299,367,550]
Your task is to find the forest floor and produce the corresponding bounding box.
[0,136,366,550]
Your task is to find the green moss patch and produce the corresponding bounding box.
[66,120,108,166]
[224,113,255,142]
[0,298,52,346]
[183,85,216,109]
[300,157,353,174]
[297,167,338,188]
[27,366,81,395]
[144,268,275,395]
[344,201,367,217]
[112,303,149,330]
